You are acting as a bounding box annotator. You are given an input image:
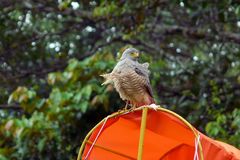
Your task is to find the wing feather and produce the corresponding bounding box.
[134,67,154,98]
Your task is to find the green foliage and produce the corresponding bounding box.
[1,52,115,159]
[93,2,119,17]
[206,108,240,147]
[0,0,240,159]
[2,112,61,159]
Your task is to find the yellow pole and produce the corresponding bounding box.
[137,107,148,160]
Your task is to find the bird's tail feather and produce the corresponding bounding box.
[100,73,112,85]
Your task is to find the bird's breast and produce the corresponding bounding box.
[113,69,147,100]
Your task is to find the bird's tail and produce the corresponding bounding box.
[100,73,113,85]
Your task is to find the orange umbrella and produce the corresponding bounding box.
[77,106,240,160]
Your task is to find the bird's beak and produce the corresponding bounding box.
[132,52,139,58]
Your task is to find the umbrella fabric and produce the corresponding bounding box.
[80,109,240,160]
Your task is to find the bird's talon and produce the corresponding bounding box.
[129,105,136,112]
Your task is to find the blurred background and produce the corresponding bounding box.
[0,0,240,159]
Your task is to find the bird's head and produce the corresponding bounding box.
[120,48,140,61]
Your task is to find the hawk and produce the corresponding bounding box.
[101,48,155,109]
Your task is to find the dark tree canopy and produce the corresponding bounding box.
[0,0,240,159]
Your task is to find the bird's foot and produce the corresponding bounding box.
[117,104,130,113]
[117,108,125,114]
[124,105,128,111]
[123,100,133,111]
[129,105,137,112]
[124,100,129,110]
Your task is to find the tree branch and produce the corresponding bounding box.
[0,104,22,110]
[155,25,240,44]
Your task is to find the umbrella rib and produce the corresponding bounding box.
[85,140,137,160]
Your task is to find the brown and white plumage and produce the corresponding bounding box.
[101,48,154,108]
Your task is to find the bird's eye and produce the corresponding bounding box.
[130,52,139,58]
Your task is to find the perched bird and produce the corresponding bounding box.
[101,48,155,109]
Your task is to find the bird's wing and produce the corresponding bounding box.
[142,62,149,69]
[134,67,154,98]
